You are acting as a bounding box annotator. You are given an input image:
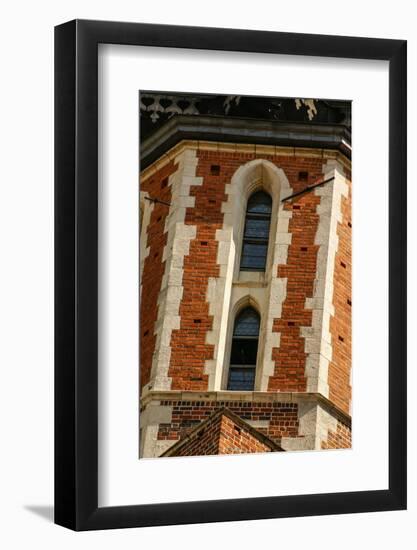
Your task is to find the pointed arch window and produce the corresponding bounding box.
[227,307,260,391]
[240,190,272,271]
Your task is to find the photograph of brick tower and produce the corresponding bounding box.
[139,92,352,458]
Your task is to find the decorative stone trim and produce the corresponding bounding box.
[303,159,349,397]
[203,159,293,391]
[139,191,153,298]
[140,389,351,426]
[140,140,352,182]
[139,401,174,458]
[140,115,351,169]
[280,400,339,451]
[261,204,293,391]
[143,149,203,393]
[140,390,350,456]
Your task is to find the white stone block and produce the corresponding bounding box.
[274,244,289,265]
[276,217,290,233]
[181,175,203,187]
[275,232,292,245]
[166,267,183,287]
[304,338,321,354]
[172,239,192,256]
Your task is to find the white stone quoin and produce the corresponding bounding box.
[142,149,203,393]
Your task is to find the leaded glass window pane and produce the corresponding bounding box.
[240,243,269,270]
[227,307,260,391]
[240,190,272,272]
[244,218,271,240]
[233,307,260,337]
[227,368,256,391]
[230,339,258,365]
[247,191,272,214]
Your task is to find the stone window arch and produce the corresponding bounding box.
[206,159,293,391]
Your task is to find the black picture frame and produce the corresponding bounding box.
[55,19,407,531]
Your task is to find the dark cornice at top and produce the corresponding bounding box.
[140,114,351,169]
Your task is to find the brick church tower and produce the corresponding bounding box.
[139,94,352,458]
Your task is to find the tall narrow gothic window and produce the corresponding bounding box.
[227,307,260,391]
[240,190,272,271]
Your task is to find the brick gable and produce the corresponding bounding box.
[161,408,283,457]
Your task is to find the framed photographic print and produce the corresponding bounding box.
[55,20,407,530]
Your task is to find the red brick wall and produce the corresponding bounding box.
[321,419,352,449]
[328,171,352,414]
[166,151,326,393]
[139,161,177,390]
[156,400,299,445]
[218,414,272,454]
[269,159,324,392]
[168,411,273,456]
[140,150,351,409]
[168,152,227,390]
[171,412,222,456]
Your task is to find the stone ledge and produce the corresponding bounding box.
[140,389,351,427]
[140,115,351,170]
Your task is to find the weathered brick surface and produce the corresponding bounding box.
[139,160,176,390]
[270,160,324,392]
[168,153,227,390]
[321,419,352,449]
[168,411,275,456]
[218,414,273,454]
[156,399,299,446]
[328,170,352,414]
[166,151,326,393]
[170,411,222,456]
[140,148,352,434]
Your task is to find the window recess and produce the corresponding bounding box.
[240,191,272,271]
[227,307,260,391]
